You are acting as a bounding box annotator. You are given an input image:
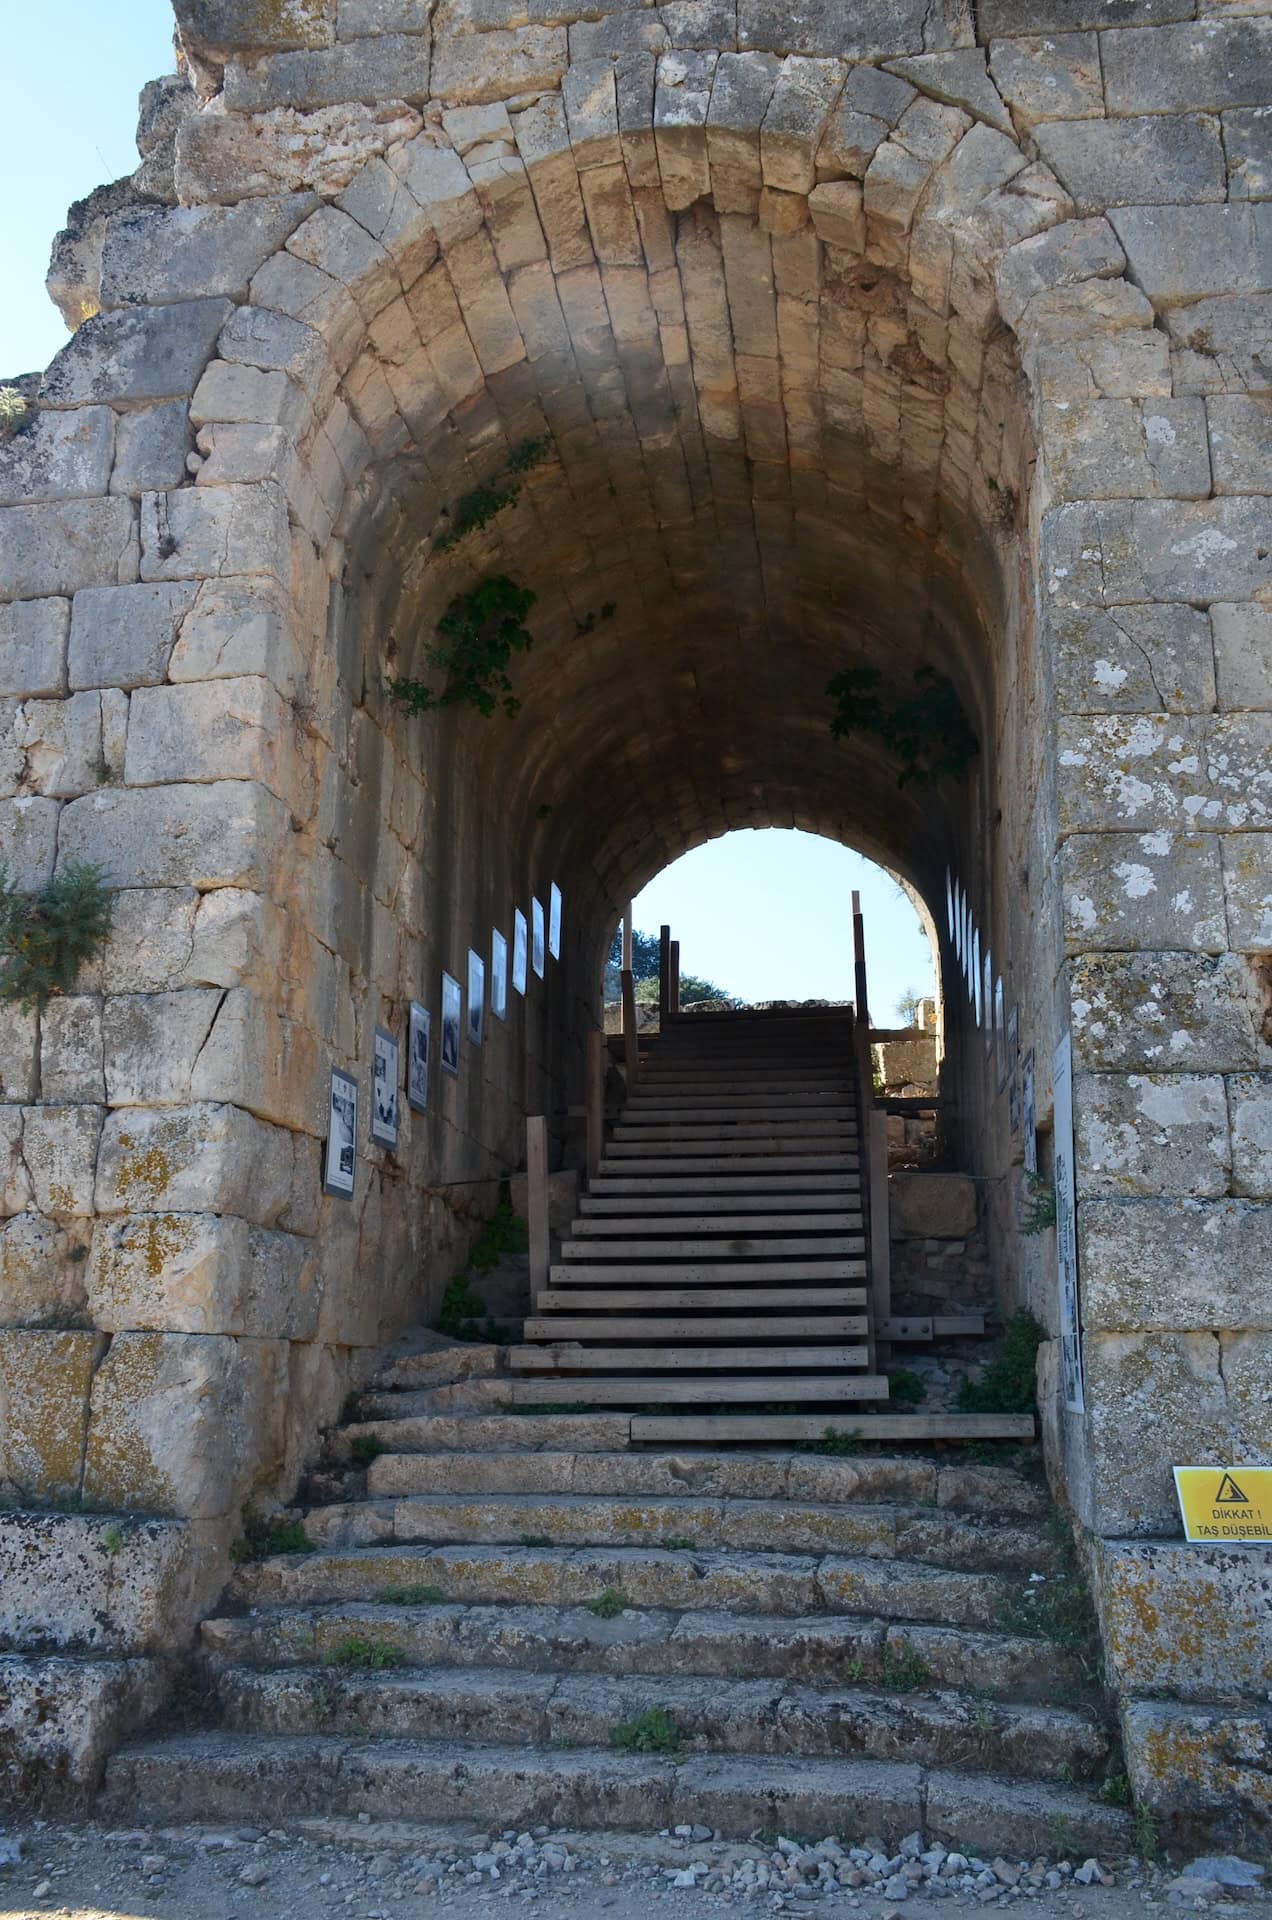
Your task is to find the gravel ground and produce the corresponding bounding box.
[0,1817,1265,1920]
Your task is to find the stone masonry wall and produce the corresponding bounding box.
[0,0,1269,1827]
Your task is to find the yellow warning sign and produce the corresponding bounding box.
[1174,1466,1272,1543]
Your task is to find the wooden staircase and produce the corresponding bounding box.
[510,1007,891,1426]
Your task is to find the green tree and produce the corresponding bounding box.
[604,927,735,1004]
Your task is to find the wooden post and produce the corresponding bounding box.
[658,923,671,1021]
[621,903,633,975]
[869,1107,892,1364]
[621,967,639,1083]
[852,888,869,1027]
[669,939,681,1017]
[585,1028,604,1184]
[526,1115,549,1297]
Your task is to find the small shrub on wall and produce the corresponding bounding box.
[0,863,112,1010]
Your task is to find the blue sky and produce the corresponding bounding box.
[1,7,935,1018]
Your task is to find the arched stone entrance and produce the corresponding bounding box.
[1,0,1269,1833]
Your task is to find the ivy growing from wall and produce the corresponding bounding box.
[826,664,979,787]
[387,575,538,719]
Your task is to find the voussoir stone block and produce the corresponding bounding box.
[82,1329,287,1518]
[58,780,291,891]
[0,1330,99,1498]
[0,407,115,508]
[1075,1071,1230,1198]
[94,1101,295,1225]
[40,301,232,408]
[1080,1196,1272,1335]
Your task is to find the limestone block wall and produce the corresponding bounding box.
[0,0,1268,1829]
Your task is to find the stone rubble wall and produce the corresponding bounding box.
[0,0,1267,1825]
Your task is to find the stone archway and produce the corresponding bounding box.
[1,0,1270,1831]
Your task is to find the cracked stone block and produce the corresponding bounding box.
[82,1330,287,1518]
[0,1329,99,1498]
[58,780,292,891]
[1081,1196,1272,1335]
[68,580,199,692]
[1109,203,1272,309]
[1069,952,1264,1075]
[110,401,192,495]
[987,35,1102,129]
[0,691,105,800]
[1043,396,1211,503]
[138,480,289,584]
[102,990,225,1108]
[1050,603,1216,717]
[1074,1071,1230,1198]
[1035,115,1225,214]
[0,1652,167,1804]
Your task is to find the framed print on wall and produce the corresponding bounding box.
[441,971,462,1077]
[467,948,485,1046]
[323,1067,357,1198]
[548,882,562,959]
[491,928,508,1020]
[531,896,546,977]
[407,1001,430,1113]
[370,1026,400,1148]
[513,909,528,995]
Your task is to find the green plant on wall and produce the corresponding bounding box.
[1019,1170,1057,1236]
[433,436,551,551]
[826,664,979,787]
[0,863,112,1010]
[387,575,537,719]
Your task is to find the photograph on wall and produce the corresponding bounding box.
[994,978,1007,1090]
[548,882,562,959]
[1007,1004,1020,1131]
[323,1067,357,1198]
[491,928,508,1021]
[531,896,546,977]
[1022,1048,1037,1173]
[371,1027,400,1147]
[467,948,485,1047]
[407,1000,430,1114]
[513,909,528,995]
[441,971,462,1077]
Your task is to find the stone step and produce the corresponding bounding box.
[229,1542,1035,1629]
[359,1448,1046,1516]
[200,1597,1076,1700]
[209,1662,1108,1782]
[370,1341,502,1392]
[101,1732,1131,1858]
[331,1413,640,1457]
[507,1375,883,1405]
[294,1493,1054,1572]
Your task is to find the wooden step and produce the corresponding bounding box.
[624,1093,855,1111]
[508,1375,889,1404]
[549,1260,868,1283]
[579,1192,858,1215]
[613,1121,858,1139]
[620,1106,858,1124]
[559,1236,866,1259]
[520,1315,870,1341]
[879,1315,986,1341]
[591,1167,860,1182]
[511,1343,871,1371]
[605,1140,861,1159]
[567,1212,864,1236]
[535,1287,869,1310]
[599,1154,860,1174]
[630,1412,1037,1442]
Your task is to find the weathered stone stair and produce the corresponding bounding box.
[101,1341,1131,1858]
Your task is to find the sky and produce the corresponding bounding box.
[632,832,935,1018]
[1,2,175,376]
[1,13,936,1021]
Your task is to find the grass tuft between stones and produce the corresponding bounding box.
[585,1588,626,1619]
[322,1634,408,1671]
[608,1705,684,1757]
[376,1582,445,1606]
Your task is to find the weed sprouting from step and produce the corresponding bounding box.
[1099,1768,1130,1807]
[376,1583,445,1606]
[101,1524,124,1555]
[886,1367,926,1409]
[993,1514,1103,1684]
[661,1536,696,1552]
[609,1706,684,1758]
[879,1647,932,1692]
[349,1434,387,1470]
[585,1588,626,1619]
[1131,1800,1161,1863]
[520,1533,553,1548]
[797,1426,865,1455]
[229,1509,315,1563]
[468,1199,530,1269]
[323,1635,408,1671]
[957,1311,1043,1415]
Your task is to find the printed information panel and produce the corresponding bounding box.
[1174,1466,1272,1543]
